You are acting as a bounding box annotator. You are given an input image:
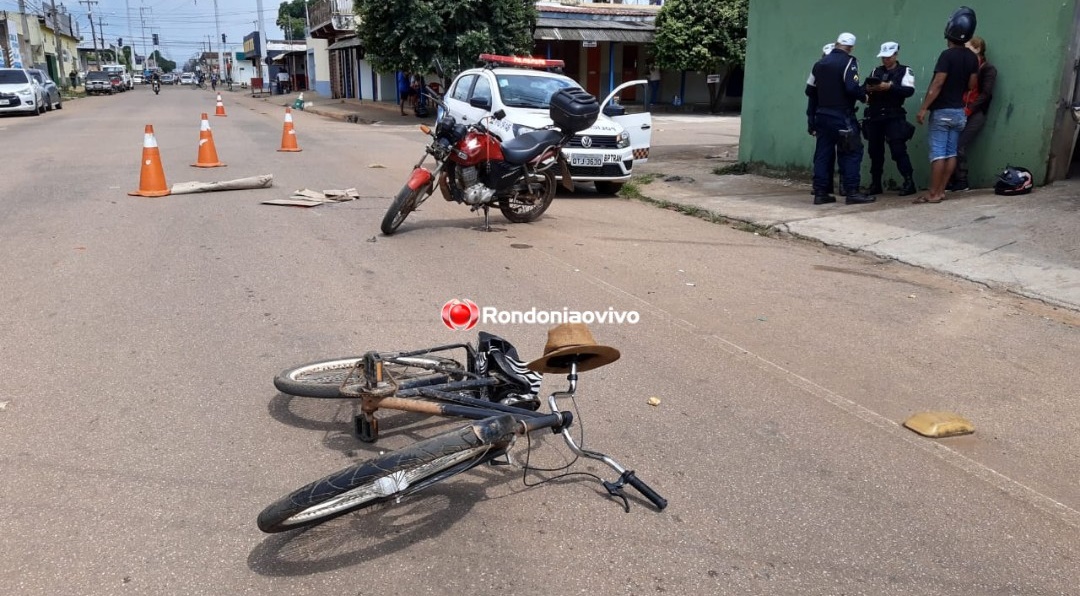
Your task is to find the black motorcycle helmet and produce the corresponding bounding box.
[994,165,1033,196]
[945,6,977,43]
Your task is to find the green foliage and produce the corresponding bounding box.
[652,0,748,73]
[277,0,307,40]
[355,0,537,77]
[152,51,176,74]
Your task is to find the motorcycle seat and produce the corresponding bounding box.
[501,130,564,165]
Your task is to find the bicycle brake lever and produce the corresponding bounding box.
[602,480,631,513]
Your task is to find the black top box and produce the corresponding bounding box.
[550,88,599,134]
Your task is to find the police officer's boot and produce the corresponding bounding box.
[865,176,884,196]
[898,175,917,196]
[845,188,876,205]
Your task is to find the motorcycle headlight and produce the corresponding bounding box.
[616,131,631,149]
[513,124,536,137]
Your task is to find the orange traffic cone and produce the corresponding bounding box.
[129,124,170,197]
[192,113,225,168]
[214,93,227,117]
[277,107,301,152]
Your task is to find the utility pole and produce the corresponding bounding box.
[139,4,151,70]
[79,0,98,70]
[212,0,223,81]
[96,15,107,62]
[124,0,133,71]
[255,0,266,83]
[49,0,67,89]
[17,0,33,67]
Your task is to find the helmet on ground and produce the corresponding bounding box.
[994,165,1033,196]
[945,6,977,43]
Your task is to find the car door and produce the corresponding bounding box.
[601,79,653,164]
[445,73,480,124]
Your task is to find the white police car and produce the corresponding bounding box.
[441,54,651,194]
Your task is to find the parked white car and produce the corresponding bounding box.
[179,72,196,85]
[441,55,652,194]
[0,68,46,116]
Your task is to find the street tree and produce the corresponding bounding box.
[652,0,747,113]
[151,51,176,73]
[355,0,537,81]
[277,0,307,41]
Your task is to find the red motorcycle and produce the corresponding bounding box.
[380,88,599,235]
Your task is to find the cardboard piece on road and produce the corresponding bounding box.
[262,188,360,207]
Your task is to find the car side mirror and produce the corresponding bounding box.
[469,96,491,110]
[493,109,506,120]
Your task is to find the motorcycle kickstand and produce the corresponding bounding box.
[482,205,492,232]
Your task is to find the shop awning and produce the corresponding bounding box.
[327,36,361,51]
[533,18,655,44]
[271,50,306,64]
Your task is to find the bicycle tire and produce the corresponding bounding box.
[274,355,462,399]
[381,184,425,235]
[257,415,518,533]
[499,169,555,223]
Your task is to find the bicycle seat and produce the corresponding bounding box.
[526,323,620,374]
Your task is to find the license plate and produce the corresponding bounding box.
[0,100,9,106]
[570,155,602,167]
[603,153,621,163]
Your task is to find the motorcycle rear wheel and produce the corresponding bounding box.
[499,169,555,223]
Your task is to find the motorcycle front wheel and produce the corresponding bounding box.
[499,169,556,223]
[381,183,429,235]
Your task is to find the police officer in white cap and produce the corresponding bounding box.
[863,41,917,196]
[806,32,875,204]
[806,43,838,200]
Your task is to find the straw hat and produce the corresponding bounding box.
[526,323,621,374]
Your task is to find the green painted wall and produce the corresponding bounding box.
[739,0,1078,187]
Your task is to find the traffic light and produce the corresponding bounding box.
[152,33,159,46]
[221,34,226,44]
[118,37,123,47]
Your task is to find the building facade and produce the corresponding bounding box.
[1,9,80,86]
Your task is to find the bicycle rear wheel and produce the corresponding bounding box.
[257,415,518,533]
[274,355,462,399]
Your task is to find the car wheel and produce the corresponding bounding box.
[594,181,624,195]
[56,99,63,110]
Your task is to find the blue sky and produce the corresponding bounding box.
[2,0,289,61]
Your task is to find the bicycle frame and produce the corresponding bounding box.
[346,350,667,510]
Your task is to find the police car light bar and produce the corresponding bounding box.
[479,54,565,69]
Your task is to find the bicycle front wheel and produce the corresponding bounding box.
[274,354,461,399]
[257,415,518,533]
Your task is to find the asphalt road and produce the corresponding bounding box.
[1,87,1078,595]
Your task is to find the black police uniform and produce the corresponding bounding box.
[807,49,874,204]
[863,62,916,195]
[805,62,837,196]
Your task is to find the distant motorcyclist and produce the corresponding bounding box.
[151,70,161,94]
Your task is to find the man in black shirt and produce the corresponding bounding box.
[914,33,979,203]
[863,41,917,196]
[806,32,875,205]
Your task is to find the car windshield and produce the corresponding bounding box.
[495,74,577,109]
[30,72,44,83]
[0,70,30,84]
[87,72,109,80]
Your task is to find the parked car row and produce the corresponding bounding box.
[0,67,62,116]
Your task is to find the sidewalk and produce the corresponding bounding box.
[635,163,1080,313]
[231,88,434,125]
[234,89,1080,313]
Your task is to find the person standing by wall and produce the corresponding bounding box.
[806,43,838,201]
[913,9,979,204]
[648,63,661,110]
[948,36,997,192]
[806,33,875,205]
[863,41,917,196]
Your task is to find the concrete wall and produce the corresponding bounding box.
[740,0,1078,187]
[307,37,330,97]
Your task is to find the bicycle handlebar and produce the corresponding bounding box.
[621,470,668,511]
